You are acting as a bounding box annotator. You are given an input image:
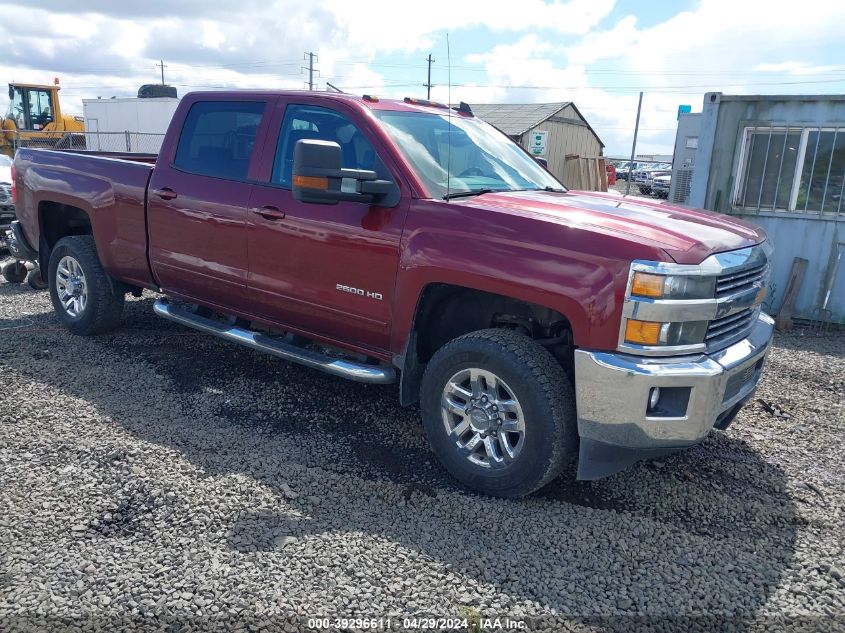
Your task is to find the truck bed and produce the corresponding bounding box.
[13,148,156,288]
[57,150,158,164]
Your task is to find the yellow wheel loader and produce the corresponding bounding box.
[1,80,84,157]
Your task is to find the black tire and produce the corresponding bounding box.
[48,235,124,335]
[26,267,48,290]
[420,329,577,498]
[1,260,27,284]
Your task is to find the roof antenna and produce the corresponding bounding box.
[445,32,452,200]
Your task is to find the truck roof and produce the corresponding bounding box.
[183,90,471,115]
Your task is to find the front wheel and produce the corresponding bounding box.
[420,329,577,497]
[48,235,125,335]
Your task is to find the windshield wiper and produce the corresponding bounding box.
[443,186,565,200]
[442,188,494,200]
[504,186,567,194]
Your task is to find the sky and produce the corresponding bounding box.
[1,0,843,156]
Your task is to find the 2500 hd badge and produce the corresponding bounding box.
[336,283,383,300]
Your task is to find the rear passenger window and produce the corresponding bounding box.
[174,101,265,181]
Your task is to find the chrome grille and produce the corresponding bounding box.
[706,308,754,350]
[716,263,767,297]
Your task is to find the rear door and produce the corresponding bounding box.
[246,100,408,352]
[147,97,273,310]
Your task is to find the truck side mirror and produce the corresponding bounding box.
[292,139,397,206]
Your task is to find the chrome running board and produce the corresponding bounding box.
[153,298,396,384]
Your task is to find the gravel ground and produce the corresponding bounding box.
[0,280,843,632]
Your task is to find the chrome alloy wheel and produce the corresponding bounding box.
[440,368,526,469]
[55,255,88,317]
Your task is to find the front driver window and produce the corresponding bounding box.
[272,104,383,188]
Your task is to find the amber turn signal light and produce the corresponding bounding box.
[625,319,662,345]
[293,175,329,190]
[630,272,665,298]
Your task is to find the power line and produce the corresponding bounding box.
[13,53,845,77]
[32,56,845,101]
[12,57,845,92]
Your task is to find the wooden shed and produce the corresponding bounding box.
[469,102,606,190]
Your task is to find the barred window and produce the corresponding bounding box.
[735,128,801,211]
[796,130,845,213]
[735,126,845,215]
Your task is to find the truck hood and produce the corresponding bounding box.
[454,189,765,264]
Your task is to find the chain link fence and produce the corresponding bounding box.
[8,131,165,154]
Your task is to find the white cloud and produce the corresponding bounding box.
[324,0,616,53]
[474,0,845,154]
[1,0,842,157]
[200,21,227,50]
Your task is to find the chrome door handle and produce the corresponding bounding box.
[152,187,177,200]
[251,206,286,220]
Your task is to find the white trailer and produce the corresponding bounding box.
[82,97,179,153]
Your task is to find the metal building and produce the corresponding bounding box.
[688,92,845,324]
[469,102,605,190]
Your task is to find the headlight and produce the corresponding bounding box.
[624,319,709,346]
[630,272,715,300]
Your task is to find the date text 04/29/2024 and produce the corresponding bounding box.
[307,616,527,629]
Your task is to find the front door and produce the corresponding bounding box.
[148,98,271,310]
[246,101,407,353]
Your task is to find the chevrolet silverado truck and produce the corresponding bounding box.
[10,91,774,497]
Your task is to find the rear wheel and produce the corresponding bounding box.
[420,329,577,497]
[48,235,124,335]
[26,267,48,290]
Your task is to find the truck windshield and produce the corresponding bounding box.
[373,110,565,199]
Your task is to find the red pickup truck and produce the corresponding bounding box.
[10,91,774,497]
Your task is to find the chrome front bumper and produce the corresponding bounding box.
[574,311,774,479]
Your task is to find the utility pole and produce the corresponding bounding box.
[424,53,435,99]
[625,91,644,196]
[156,59,167,85]
[303,52,319,91]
